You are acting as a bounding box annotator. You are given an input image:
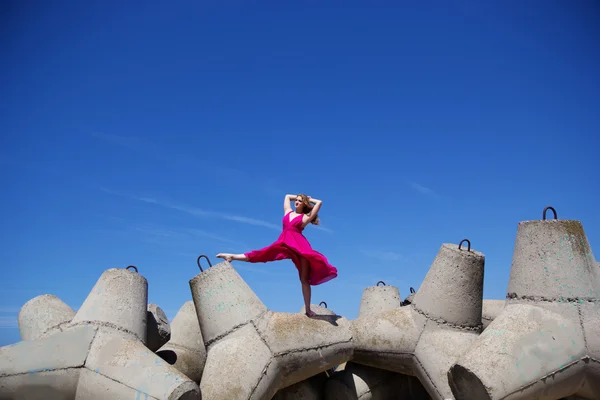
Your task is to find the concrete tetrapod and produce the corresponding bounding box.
[189,258,353,400]
[0,267,200,400]
[156,301,207,383]
[147,303,171,352]
[351,240,485,400]
[325,281,424,400]
[448,208,600,400]
[18,294,76,341]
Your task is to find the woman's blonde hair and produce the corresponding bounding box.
[297,194,320,225]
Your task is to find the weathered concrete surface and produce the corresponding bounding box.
[156,301,206,382]
[401,287,416,306]
[0,268,200,400]
[191,260,354,400]
[273,372,328,400]
[412,243,485,330]
[330,280,425,400]
[358,282,401,318]
[189,261,267,345]
[71,268,148,342]
[146,303,171,352]
[300,303,336,316]
[481,299,504,329]
[0,325,95,399]
[448,214,600,400]
[352,242,484,399]
[18,294,75,341]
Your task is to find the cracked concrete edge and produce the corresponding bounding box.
[413,353,444,400]
[65,320,143,342]
[272,338,354,358]
[204,309,270,348]
[506,293,600,304]
[412,304,483,333]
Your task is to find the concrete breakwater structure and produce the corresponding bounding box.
[0,207,598,400]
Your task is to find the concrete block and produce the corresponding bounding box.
[324,362,401,400]
[351,241,486,400]
[146,303,171,352]
[0,324,96,399]
[449,304,587,400]
[0,369,80,400]
[191,259,355,399]
[255,311,353,388]
[71,268,148,342]
[83,328,199,399]
[358,281,401,318]
[273,372,328,400]
[200,323,278,400]
[351,307,425,375]
[189,260,267,345]
[156,301,206,382]
[0,267,201,400]
[449,210,600,400]
[18,294,76,341]
[412,241,484,330]
[413,321,478,399]
[481,300,504,329]
[401,287,416,306]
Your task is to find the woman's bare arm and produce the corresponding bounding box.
[305,196,322,222]
[283,194,296,214]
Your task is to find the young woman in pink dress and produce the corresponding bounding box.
[216,194,338,316]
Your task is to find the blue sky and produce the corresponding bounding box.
[1,1,598,346]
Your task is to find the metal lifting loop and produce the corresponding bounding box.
[126,265,138,273]
[197,255,213,272]
[410,287,415,293]
[376,281,386,286]
[542,206,557,220]
[319,301,328,308]
[458,239,471,251]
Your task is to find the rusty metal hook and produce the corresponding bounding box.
[543,206,557,220]
[410,287,415,293]
[376,281,386,286]
[126,265,138,273]
[197,255,213,272]
[319,301,328,308]
[458,239,471,251]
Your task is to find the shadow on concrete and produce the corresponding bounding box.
[156,349,178,365]
[310,314,343,326]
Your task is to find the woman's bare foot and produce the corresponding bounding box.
[216,253,234,262]
[305,309,317,317]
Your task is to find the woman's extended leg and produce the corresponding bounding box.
[300,258,315,317]
[216,253,248,262]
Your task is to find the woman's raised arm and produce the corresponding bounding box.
[283,194,296,214]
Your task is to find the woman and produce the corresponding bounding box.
[217,194,338,317]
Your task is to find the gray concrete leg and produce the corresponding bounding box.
[481,299,504,329]
[70,268,148,342]
[358,282,401,317]
[81,328,200,399]
[156,301,207,382]
[0,324,97,399]
[146,303,171,352]
[273,372,328,400]
[18,294,75,341]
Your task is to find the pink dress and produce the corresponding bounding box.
[244,211,338,285]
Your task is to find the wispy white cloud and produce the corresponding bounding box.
[408,181,439,199]
[360,249,404,262]
[100,188,281,231]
